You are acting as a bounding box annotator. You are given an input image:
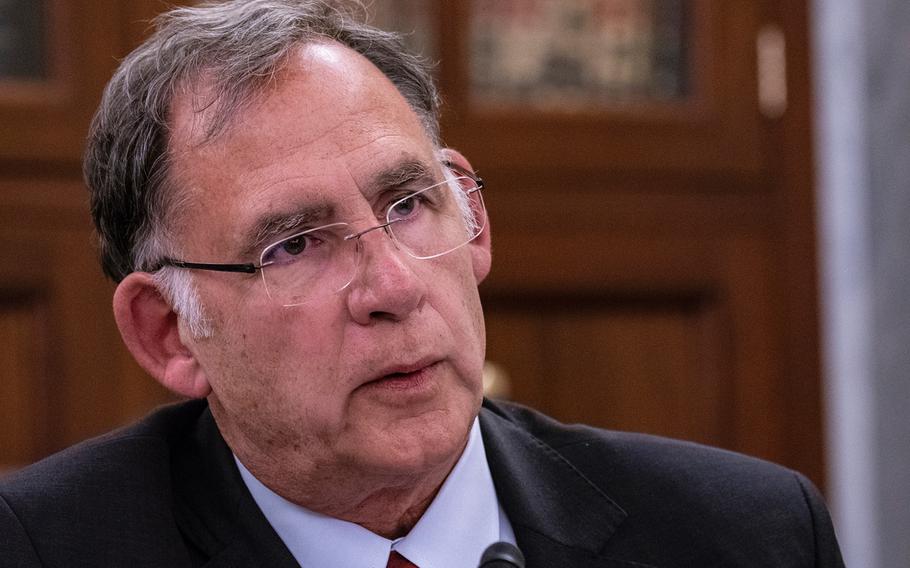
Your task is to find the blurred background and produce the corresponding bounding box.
[0,1,906,566]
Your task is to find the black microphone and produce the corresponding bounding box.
[479,541,525,568]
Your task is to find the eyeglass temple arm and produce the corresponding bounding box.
[443,161,484,190]
[156,258,260,274]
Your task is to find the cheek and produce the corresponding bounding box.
[463,288,488,373]
[200,299,347,408]
[429,253,487,364]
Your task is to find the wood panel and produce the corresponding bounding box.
[550,302,725,444]
[0,179,173,469]
[0,230,56,470]
[0,297,51,469]
[0,1,181,472]
[481,228,794,468]
[486,296,731,447]
[0,1,124,166]
[768,0,825,479]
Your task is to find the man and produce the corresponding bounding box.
[0,1,844,567]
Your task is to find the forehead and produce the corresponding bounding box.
[166,41,436,254]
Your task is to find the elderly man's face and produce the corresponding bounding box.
[167,43,489,491]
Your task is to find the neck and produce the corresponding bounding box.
[333,479,444,539]
[230,434,467,540]
[258,457,458,539]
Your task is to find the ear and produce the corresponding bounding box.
[440,148,492,284]
[112,272,212,399]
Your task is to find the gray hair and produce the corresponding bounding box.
[84,0,441,335]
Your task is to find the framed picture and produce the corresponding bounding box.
[469,0,688,109]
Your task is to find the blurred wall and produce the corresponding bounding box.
[814,0,910,566]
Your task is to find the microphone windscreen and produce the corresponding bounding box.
[479,541,525,568]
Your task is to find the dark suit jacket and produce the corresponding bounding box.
[1,399,844,567]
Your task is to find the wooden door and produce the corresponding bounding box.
[431,0,824,485]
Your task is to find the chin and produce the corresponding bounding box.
[366,416,472,476]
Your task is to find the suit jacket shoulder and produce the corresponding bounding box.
[0,402,203,567]
[0,400,296,568]
[479,399,845,568]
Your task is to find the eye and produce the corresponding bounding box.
[387,184,443,223]
[281,234,308,255]
[389,194,419,220]
[262,231,326,266]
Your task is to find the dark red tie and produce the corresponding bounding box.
[386,550,418,568]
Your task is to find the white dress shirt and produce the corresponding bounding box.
[236,418,516,568]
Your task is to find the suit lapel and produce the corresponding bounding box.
[479,403,656,568]
[170,405,301,568]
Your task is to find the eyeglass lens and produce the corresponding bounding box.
[259,175,484,307]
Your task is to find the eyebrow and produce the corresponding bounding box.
[365,158,436,198]
[240,157,438,258]
[242,203,335,259]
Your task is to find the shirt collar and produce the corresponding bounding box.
[236,417,514,568]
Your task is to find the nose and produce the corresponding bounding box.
[345,226,427,325]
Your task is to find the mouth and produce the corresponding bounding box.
[360,359,443,392]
